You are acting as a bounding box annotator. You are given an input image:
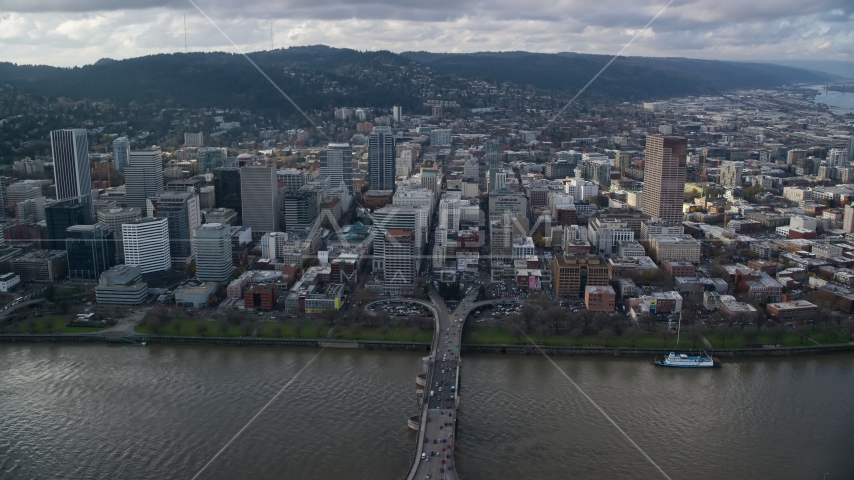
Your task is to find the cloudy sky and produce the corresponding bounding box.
[0,0,851,67]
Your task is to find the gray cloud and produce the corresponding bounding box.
[0,0,850,67]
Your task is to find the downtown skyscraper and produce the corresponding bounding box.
[320,143,353,193]
[240,165,279,239]
[50,129,92,220]
[368,127,395,191]
[642,135,687,223]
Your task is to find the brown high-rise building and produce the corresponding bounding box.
[642,136,687,223]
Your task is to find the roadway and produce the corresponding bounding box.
[405,286,525,480]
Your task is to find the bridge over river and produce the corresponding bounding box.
[369,287,523,480]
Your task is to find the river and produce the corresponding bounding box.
[2,345,853,479]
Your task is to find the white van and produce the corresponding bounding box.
[430,390,435,397]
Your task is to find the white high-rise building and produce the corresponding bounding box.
[563,178,599,201]
[383,229,415,295]
[588,218,634,256]
[828,148,848,168]
[122,217,171,273]
[371,205,425,271]
[184,132,204,147]
[50,129,92,219]
[125,149,164,211]
[843,204,854,233]
[112,137,130,172]
[194,223,234,283]
[320,143,353,193]
[97,207,142,262]
[260,232,289,260]
[719,161,744,187]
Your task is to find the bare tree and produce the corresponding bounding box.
[172,319,182,335]
[686,325,703,349]
[794,324,812,345]
[217,319,230,336]
[272,325,282,337]
[769,324,786,345]
[349,323,364,339]
[378,324,390,340]
[743,325,759,345]
[145,315,162,334]
[657,326,673,348]
[621,329,642,347]
[841,319,854,340]
[195,322,208,336]
[408,325,420,342]
[714,324,732,348]
[597,328,615,345]
[240,320,255,337]
[293,321,303,338]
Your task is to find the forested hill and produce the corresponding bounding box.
[0,46,425,115]
[0,45,833,113]
[401,51,833,100]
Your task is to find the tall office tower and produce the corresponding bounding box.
[277,168,307,192]
[197,147,227,173]
[489,214,513,262]
[213,167,242,217]
[848,137,854,162]
[45,201,88,250]
[96,207,142,262]
[368,128,395,191]
[719,161,744,187]
[371,205,424,271]
[122,217,171,273]
[125,149,164,211]
[844,205,854,233]
[184,132,204,147]
[828,148,848,168]
[240,166,279,239]
[282,189,319,230]
[320,143,354,193]
[392,106,402,123]
[149,191,201,267]
[65,223,116,281]
[0,176,12,220]
[50,129,92,220]
[787,148,807,165]
[642,135,687,223]
[486,139,500,193]
[112,137,130,172]
[193,223,234,283]
[383,229,415,295]
[615,151,632,177]
[430,129,452,147]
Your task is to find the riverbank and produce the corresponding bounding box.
[2,333,853,357]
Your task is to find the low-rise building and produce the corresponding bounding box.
[584,285,616,312]
[662,260,695,277]
[12,250,68,283]
[765,300,820,322]
[173,281,218,309]
[719,295,758,322]
[95,265,148,305]
[648,234,701,263]
[0,272,20,292]
[244,283,277,311]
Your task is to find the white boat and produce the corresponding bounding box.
[655,350,721,368]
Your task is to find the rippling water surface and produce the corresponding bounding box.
[455,354,854,479]
[2,345,854,479]
[0,345,421,480]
